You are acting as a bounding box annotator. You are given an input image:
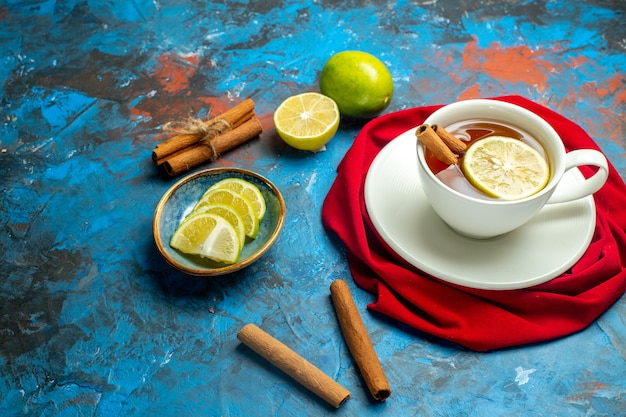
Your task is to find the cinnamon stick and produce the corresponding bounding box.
[152,98,255,163]
[237,323,350,408]
[330,280,391,402]
[162,116,262,177]
[416,124,458,165]
[432,124,467,154]
[154,133,203,166]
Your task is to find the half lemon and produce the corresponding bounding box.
[274,92,340,151]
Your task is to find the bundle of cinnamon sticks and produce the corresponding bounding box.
[152,98,262,177]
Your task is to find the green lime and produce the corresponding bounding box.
[319,51,393,119]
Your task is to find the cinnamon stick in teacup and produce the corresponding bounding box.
[237,324,350,408]
[416,124,458,165]
[330,280,391,401]
[432,124,467,154]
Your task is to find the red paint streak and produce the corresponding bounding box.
[566,380,610,403]
[570,74,626,134]
[154,53,199,94]
[597,107,622,136]
[605,74,626,105]
[616,90,626,106]
[258,112,274,131]
[583,74,625,102]
[561,93,624,153]
[447,71,462,84]
[0,7,8,21]
[196,97,233,118]
[457,84,482,101]
[462,40,557,88]
[568,55,589,68]
[581,81,597,97]
[129,107,152,122]
[580,106,624,147]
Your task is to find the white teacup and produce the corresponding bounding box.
[416,99,609,239]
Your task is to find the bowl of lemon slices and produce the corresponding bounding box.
[153,167,286,276]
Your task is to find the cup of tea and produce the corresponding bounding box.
[416,99,609,239]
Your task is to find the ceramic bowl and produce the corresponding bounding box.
[153,167,286,276]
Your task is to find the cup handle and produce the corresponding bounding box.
[547,149,609,204]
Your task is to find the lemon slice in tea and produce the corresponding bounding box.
[461,136,550,200]
[170,213,241,264]
[207,178,266,220]
[193,188,259,238]
[274,92,340,151]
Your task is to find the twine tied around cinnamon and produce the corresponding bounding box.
[152,98,261,177]
[162,117,232,161]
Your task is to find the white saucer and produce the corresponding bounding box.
[364,128,596,290]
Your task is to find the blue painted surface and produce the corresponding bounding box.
[1,1,625,416]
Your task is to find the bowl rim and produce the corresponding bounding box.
[153,167,286,276]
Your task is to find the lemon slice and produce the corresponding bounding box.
[207,178,266,220]
[274,92,340,151]
[193,204,246,250]
[193,188,259,238]
[170,213,241,264]
[461,136,550,200]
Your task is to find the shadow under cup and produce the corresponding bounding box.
[416,99,609,239]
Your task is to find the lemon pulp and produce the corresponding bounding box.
[274,92,340,151]
[461,136,550,200]
[193,204,246,250]
[193,188,259,238]
[170,213,241,264]
[169,177,269,264]
[207,178,266,220]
